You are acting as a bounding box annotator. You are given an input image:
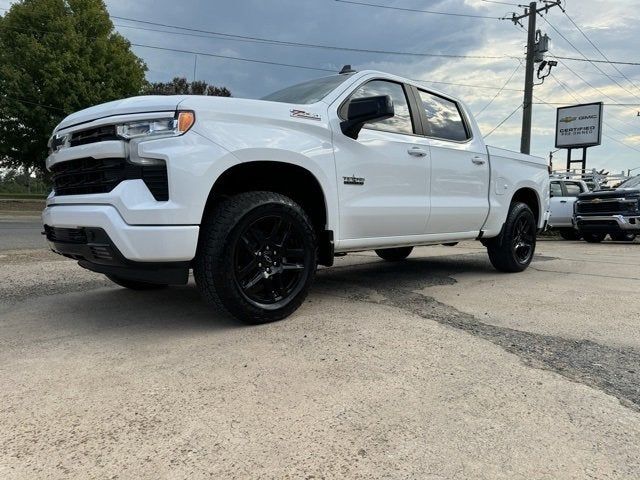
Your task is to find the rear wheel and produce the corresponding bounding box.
[487,202,536,273]
[582,232,606,243]
[558,228,580,241]
[194,191,317,324]
[106,275,168,290]
[375,247,413,261]
[610,232,636,242]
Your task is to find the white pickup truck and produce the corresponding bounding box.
[43,68,550,323]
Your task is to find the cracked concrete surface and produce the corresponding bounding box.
[1,219,639,479]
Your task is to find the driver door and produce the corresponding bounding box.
[331,79,431,241]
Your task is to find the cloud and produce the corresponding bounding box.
[5,0,638,170]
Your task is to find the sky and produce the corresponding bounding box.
[4,0,640,172]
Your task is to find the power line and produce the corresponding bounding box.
[475,62,522,117]
[539,14,640,102]
[131,43,336,72]
[111,14,515,61]
[333,0,501,19]
[553,56,640,67]
[561,9,640,95]
[481,0,522,6]
[483,103,523,138]
[0,95,67,112]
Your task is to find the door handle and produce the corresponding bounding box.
[560,200,567,203]
[408,147,427,157]
[471,156,486,165]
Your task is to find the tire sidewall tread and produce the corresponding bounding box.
[194,191,317,324]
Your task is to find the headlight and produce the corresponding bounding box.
[116,111,195,139]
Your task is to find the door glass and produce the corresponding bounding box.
[564,182,582,197]
[550,181,563,197]
[417,90,469,141]
[348,80,414,135]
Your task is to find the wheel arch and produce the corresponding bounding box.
[510,187,541,226]
[201,160,334,265]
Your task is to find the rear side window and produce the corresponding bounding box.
[550,181,563,197]
[347,80,414,135]
[564,182,583,196]
[417,90,469,141]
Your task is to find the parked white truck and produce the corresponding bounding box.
[43,68,549,322]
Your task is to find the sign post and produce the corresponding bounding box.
[555,102,603,171]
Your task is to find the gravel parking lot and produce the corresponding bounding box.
[1,216,639,479]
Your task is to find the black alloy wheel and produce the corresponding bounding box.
[487,202,537,273]
[233,214,311,308]
[512,215,536,264]
[195,191,317,323]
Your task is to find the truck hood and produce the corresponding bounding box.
[55,95,323,133]
[578,189,640,200]
[55,95,190,132]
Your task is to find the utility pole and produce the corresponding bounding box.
[507,1,563,154]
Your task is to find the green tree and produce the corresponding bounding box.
[0,0,147,176]
[144,77,232,97]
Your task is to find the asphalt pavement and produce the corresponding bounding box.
[0,216,45,251]
[1,216,639,479]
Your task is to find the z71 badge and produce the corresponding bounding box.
[343,176,365,186]
[290,109,321,121]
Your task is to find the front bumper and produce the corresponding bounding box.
[43,225,190,285]
[574,214,640,232]
[43,204,199,262]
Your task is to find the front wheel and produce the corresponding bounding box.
[194,191,317,324]
[487,202,536,273]
[610,232,636,242]
[582,232,606,243]
[375,247,413,261]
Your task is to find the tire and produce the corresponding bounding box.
[559,228,580,241]
[582,232,606,243]
[194,191,317,324]
[487,202,536,273]
[106,275,168,290]
[610,232,636,242]
[375,247,413,261]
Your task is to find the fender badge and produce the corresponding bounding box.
[343,176,365,186]
[290,109,321,121]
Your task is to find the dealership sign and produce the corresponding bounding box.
[555,102,603,149]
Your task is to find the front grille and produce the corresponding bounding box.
[69,125,119,147]
[44,226,88,244]
[576,200,636,215]
[51,157,168,200]
[51,157,127,196]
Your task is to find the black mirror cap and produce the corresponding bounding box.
[340,95,394,140]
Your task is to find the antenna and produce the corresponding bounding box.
[339,65,356,74]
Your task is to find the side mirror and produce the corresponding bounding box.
[340,95,394,140]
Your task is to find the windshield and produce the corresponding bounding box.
[262,74,352,104]
[617,176,640,189]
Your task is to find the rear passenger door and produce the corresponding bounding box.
[411,87,490,234]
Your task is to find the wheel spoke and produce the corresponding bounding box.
[237,257,259,281]
[243,271,264,291]
[270,218,292,246]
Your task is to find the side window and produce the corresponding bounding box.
[417,90,469,141]
[564,182,582,197]
[550,181,563,197]
[347,80,414,135]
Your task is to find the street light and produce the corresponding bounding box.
[627,166,640,176]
